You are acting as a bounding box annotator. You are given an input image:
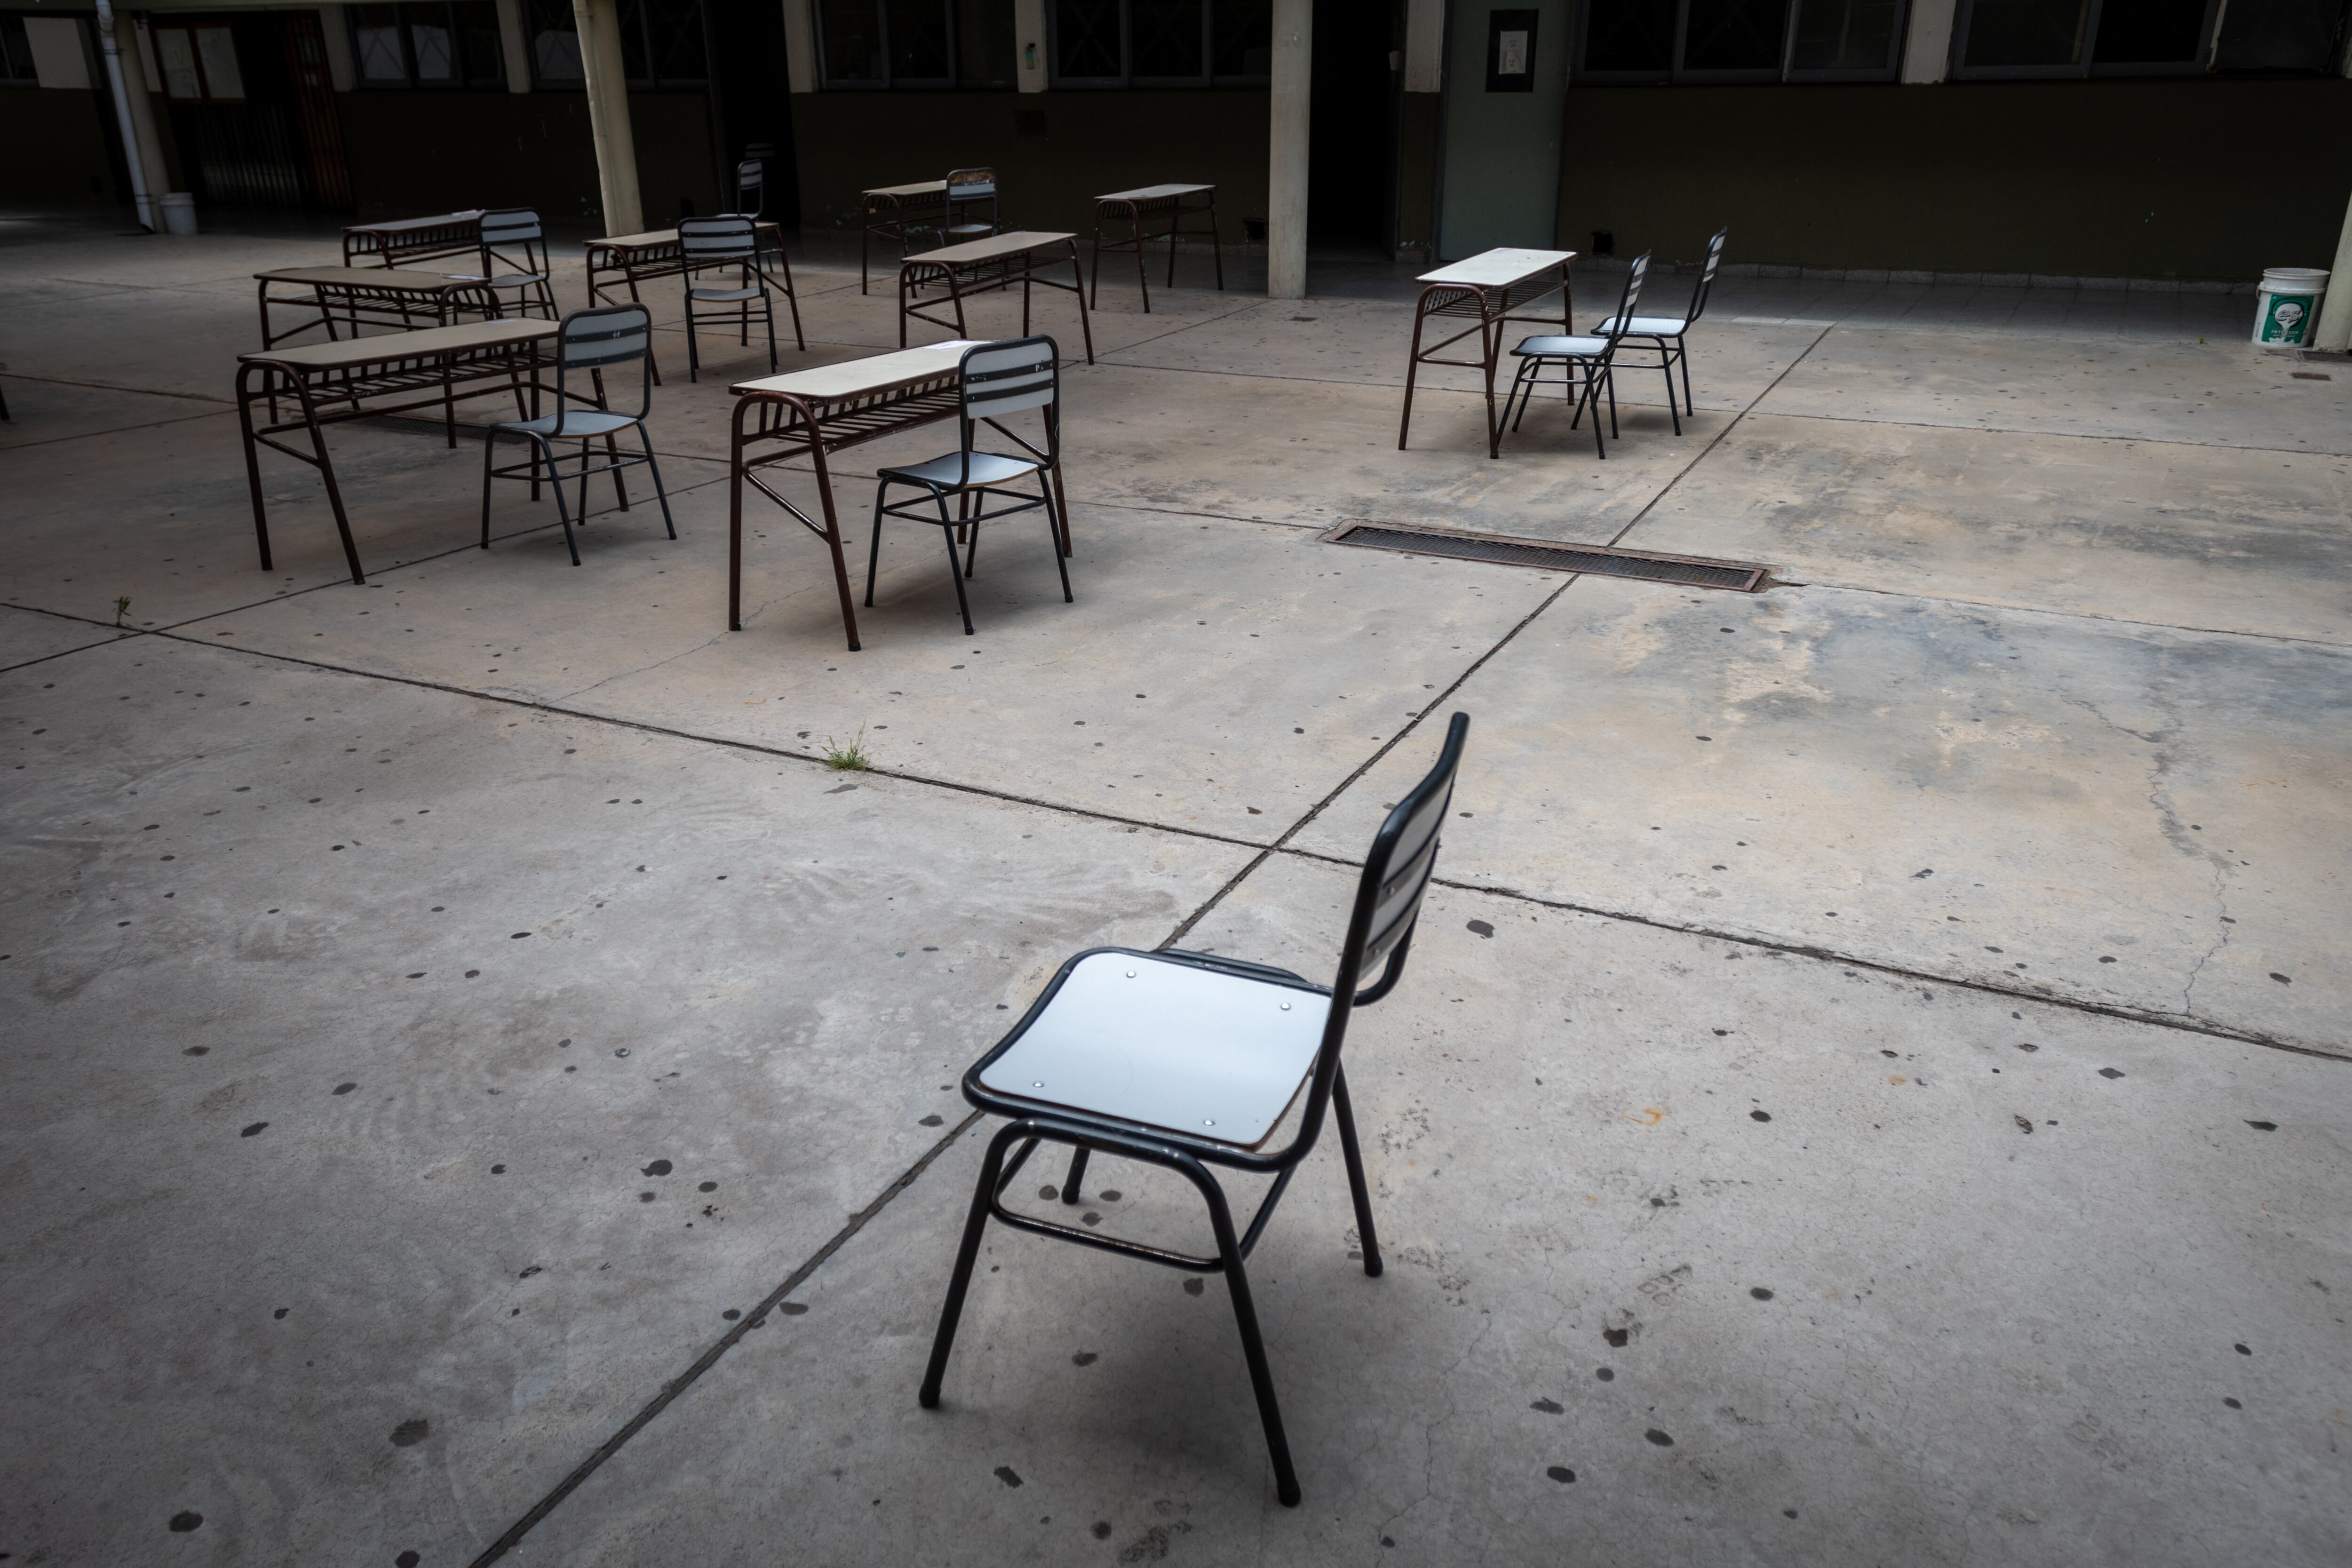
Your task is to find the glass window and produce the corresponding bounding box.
[1211,0,1269,75]
[410,12,458,80]
[886,0,953,79]
[459,1,508,85]
[957,0,1017,87]
[818,0,885,80]
[529,0,586,81]
[1041,0,1269,84]
[352,5,409,80]
[2090,0,2212,64]
[1133,0,1206,78]
[1682,0,1790,73]
[817,0,1017,86]
[2212,0,2344,72]
[156,27,205,97]
[0,15,36,83]
[1788,0,1902,72]
[1056,0,1123,78]
[1961,0,2089,70]
[650,0,707,80]
[1583,0,1677,74]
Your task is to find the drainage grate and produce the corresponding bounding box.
[1322,520,1770,592]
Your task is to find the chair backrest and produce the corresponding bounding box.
[734,159,764,218]
[551,303,652,421]
[1596,253,1651,348]
[1266,712,1468,1167]
[1686,228,1727,325]
[954,336,1058,483]
[679,214,758,263]
[480,207,542,246]
[946,167,997,203]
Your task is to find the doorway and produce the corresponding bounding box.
[151,10,351,210]
[1437,0,1567,258]
[1307,0,1398,256]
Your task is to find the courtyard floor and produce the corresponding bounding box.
[0,217,2346,1568]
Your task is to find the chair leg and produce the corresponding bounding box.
[1040,481,1073,603]
[540,437,581,564]
[1332,1065,1383,1278]
[1059,1146,1089,1204]
[1188,1163,1301,1507]
[865,483,889,607]
[1605,364,1620,440]
[576,438,592,523]
[919,1123,1020,1409]
[639,425,676,540]
[480,427,498,548]
[1658,338,1681,436]
[936,493,975,635]
[685,293,700,383]
[1677,335,1694,417]
[605,432,629,511]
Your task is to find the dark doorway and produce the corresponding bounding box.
[1307,0,1398,254]
[707,0,799,223]
[153,10,351,209]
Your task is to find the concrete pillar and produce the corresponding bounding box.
[495,0,532,92]
[1901,0,1957,83]
[111,8,170,229]
[783,0,818,93]
[1402,0,1443,92]
[320,6,356,89]
[2310,197,2352,350]
[1014,0,1046,91]
[1267,0,1311,300]
[572,0,643,235]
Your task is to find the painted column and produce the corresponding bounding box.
[495,0,532,92]
[90,0,155,228]
[1014,0,1046,91]
[1267,0,1311,299]
[111,8,170,228]
[572,0,643,235]
[1901,0,1957,83]
[783,0,818,93]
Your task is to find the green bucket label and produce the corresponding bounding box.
[2262,292,2316,344]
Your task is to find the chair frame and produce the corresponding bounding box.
[866,336,1071,636]
[940,166,1000,245]
[475,207,558,321]
[1594,228,1725,435]
[481,304,675,565]
[920,712,1472,1508]
[1501,252,1651,460]
[733,159,765,220]
[680,215,781,384]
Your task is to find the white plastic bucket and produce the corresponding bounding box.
[2254,266,2327,345]
[159,192,198,236]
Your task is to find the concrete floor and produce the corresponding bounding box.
[1,215,2345,1568]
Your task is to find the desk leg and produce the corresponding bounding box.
[861,209,874,295]
[295,380,367,585]
[728,410,745,632]
[898,266,910,349]
[1089,212,1104,310]
[235,365,274,573]
[1069,245,1096,365]
[1398,295,1431,450]
[1208,194,1224,291]
[1481,294,1503,460]
[808,440,862,653]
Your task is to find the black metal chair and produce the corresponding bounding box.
[680,215,791,382]
[481,304,674,565]
[942,167,1000,246]
[866,336,1071,636]
[920,712,1472,1508]
[1501,251,1651,459]
[476,207,558,321]
[733,158,765,219]
[1592,228,1724,434]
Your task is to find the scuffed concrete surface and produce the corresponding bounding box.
[0,221,2344,1567]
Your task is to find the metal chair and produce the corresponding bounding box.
[733,159,765,219]
[920,712,1472,1507]
[1592,228,1724,435]
[1501,251,1651,459]
[866,336,1070,637]
[942,167,999,245]
[680,215,785,382]
[481,304,674,565]
[476,207,558,321]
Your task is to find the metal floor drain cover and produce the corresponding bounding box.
[1323,520,1769,591]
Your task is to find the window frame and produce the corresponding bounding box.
[0,13,41,85]
[347,3,509,91]
[522,0,709,91]
[1572,0,1914,85]
[152,20,250,103]
[1945,0,2337,82]
[815,0,1019,90]
[1044,0,1271,90]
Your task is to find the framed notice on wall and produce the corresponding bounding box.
[1486,9,1536,92]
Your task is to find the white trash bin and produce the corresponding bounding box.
[2254,266,2327,345]
[159,192,199,236]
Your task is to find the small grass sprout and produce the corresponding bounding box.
[822,725,871,772]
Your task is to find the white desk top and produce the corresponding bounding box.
[731,341,982,403]
[1095,183,1214,203]
[864,180,949,199]
[591,221,781,252]
[907,230,1078,268]
[1418,247,1576,289]
[241,318,556,370]
[255,266,489,290]
[345,210,484,236]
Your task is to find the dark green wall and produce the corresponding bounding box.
[1396,90,1439,258]
[789,90,1271,242]
[333,90,719,229]
[1557,78,2352,282]
[0,88,121,201]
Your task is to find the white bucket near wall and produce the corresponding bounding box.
[2254,267,2328,345]
[159,192,198,236]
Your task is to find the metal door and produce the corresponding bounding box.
[1437,0,1570,259]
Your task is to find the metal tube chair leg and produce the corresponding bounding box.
[919,1122,1018,1410]
[1040,482,1073,603]
[534,434,581,564]
[480,427,499,548]
[605,432,630,510]
[936,490,975,635]
[638,427,676,539]
[1677,334,1694,418]
[864,482,890,608]
[1332,1064,1383,1278]
[1184,1154,1302,1508]
[1060,1146,1089,1203]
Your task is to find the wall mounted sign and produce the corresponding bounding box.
[1486,9,1537,92]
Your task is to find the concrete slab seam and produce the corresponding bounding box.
[1609,325,1835,549]
[1772,576,2352,653]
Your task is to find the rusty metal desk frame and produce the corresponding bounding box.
[897,231,1095,365]
[583,221,800,382]
[236,319,559,586]
[859,180,949,294]
[342,210,485,269]
[1397,248,1576,460]
[1089,183,1223,311]
[254,267,501,353]
[728,342,1072,651]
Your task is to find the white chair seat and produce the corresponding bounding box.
[1592,315,1689,336]
[486,271,547,289]
[1514,334,1610,358]
[689,283,763,302]
[497,408,641,439]
[978,952,1330,1148]
[880,450,1043,489]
